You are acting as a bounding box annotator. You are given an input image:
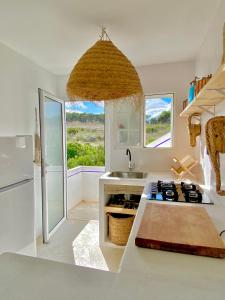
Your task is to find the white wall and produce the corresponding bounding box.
[67,166,105,210]
[56,75,68,100]
[0,42,57,238]
[194,1,225,202]
[82,166,105,201]
[67,167,83,209]
[195,1,225,77]
[0,42,57,136]
[106,61,196,172]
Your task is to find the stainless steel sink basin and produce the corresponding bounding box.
[108,171,147,179]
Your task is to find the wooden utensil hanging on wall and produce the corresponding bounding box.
[188,113,201,147]
[206,116,225,196]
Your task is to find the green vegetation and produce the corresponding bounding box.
[149,111,171,124]
[66,112,104,123]
[146,123,171,144]
[66,112,105,169]
[146,111,171,145]
[67,142,104,169]
[66,108,171,167]
[67,126,104,144]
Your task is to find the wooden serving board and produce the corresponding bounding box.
[135,203,225,258]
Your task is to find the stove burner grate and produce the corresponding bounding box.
[162,189,178,202]
[149,181,204,204]
[184,190,202,203]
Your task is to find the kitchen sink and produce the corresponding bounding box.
[108,171,147,179]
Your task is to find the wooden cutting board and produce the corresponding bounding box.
[135,203,225,258]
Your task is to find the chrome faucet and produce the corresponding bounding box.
[126,148,135,171]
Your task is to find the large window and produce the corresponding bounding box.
[144,94,173,148]
[65,101,105,169]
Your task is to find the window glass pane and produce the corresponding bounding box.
[118,130,128,145]
[117,113,128,130]
[44,98,64,166]
[43,97,64,233]
[145,94,173,148]
[114,102,141,147]
[65,101,105,169]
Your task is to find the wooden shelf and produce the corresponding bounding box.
[104,184,144,195]
[104,206,137,215]
[180,64,225,117]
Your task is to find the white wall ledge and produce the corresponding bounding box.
[67,166,105,178]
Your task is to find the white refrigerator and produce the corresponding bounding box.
[0,136,35,255]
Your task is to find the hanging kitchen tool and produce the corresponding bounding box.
[188,113,201,147]
[205,116,225,196]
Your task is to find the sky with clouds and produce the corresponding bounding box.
[145,97,172,119]
[65,97,172,119]
[65,101,104,114]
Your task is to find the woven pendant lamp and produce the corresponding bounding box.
[67,28,143,106]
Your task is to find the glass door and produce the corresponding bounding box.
[39,89,66,243]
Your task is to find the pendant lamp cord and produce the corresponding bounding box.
[99,27,110,41]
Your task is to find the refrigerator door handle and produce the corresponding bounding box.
[0,178,33,193]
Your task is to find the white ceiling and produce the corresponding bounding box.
[0,0,221,75]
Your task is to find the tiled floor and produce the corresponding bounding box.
[37,201,124,272]
[68,201,99,221]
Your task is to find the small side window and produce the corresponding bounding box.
[144,94,174,148]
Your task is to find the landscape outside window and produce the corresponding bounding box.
[66,101,105,169]
[145,94,173,148]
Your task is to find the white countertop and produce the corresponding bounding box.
[1,172,225,300]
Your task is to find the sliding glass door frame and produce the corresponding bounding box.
[39,89,67,243]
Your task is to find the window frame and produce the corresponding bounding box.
[143,93,175,149]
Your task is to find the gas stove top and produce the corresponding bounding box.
[147,181,213,204]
